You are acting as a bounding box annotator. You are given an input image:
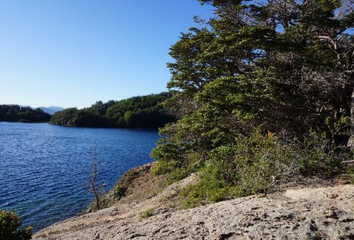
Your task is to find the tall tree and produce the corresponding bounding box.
[152,0,354,179]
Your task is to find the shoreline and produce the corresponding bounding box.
[33,162,354,239]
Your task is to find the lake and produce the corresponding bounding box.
[0,122,160,232]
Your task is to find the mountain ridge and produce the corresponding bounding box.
[38,106,64,115]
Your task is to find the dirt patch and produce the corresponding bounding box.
[87,163,167,211]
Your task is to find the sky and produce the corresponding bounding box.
[0,0,213,109]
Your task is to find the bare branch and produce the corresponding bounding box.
[86,141,106,210]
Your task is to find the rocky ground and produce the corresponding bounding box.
[33,164,354,240]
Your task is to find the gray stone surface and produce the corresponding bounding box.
[34,184,354,240]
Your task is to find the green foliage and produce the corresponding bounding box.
[139,208,155,219]
[347,167,354,184]
[0,210,32,240]
[0,105,51,123]
[180,131,295,207]
[151,156,199,185]
[151,0,354,208]
[51,92,175,129]
[113,186,127,200]
[180,126,353,208]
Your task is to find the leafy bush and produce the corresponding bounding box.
[151,146,203,185]
[0,210,32,240]
[347,167,354,184]
[180,131,299,208]
[177,123,352,208]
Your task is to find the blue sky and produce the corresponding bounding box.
[0,0,213,109]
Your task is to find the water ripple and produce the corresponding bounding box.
[0,122,159,232]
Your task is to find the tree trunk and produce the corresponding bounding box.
[94,192,100,210]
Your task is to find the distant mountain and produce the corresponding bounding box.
[39,106,64,115]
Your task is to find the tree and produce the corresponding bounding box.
[0,105,51,123]
[86,144,105,210]
[0,210,32,240]
[50,93,174,129]
[151,0,354,194]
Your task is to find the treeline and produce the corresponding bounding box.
[0,105,51,123]
[151,0,354,207]
[50,92,175,129]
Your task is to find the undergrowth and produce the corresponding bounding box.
[153,118,353,209]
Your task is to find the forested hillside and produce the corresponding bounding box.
[151,0,354,206]
[50,92,174,129]
[0,105,51,123]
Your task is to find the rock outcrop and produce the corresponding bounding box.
[34,178,354,240]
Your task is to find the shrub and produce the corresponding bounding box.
[153,116,352,209]
[180,123,352,208]
[347,167,354,184]
[0,209,32,240]
[139,209,155,219]
[152,148,202,185]
[181,131,300,208]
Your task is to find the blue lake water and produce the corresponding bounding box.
[0,122,160,232]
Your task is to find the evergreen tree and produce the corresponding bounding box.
[151,0,354,202]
